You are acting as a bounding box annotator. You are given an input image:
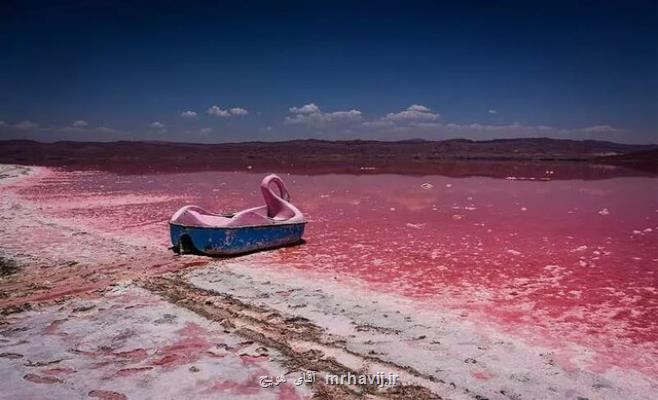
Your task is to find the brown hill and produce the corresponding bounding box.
[0,138,655,179]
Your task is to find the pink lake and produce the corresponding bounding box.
[17,169,658,377]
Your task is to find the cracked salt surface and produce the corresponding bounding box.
[186,262,656,400]
[0,286,309,400]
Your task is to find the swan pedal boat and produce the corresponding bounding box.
[169,174,306,255]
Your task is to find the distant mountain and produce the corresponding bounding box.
[0,138,656,179]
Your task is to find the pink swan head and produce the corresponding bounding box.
[261,174,296,219]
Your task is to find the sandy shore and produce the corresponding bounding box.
[0,164,656,399]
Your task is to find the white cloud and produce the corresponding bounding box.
[407,104,432,113]
[230,107,249,116]
[286,103,362,128]
[207,105,248,117]
[207,105,230,117]
[260,125,273,132]
[72,120,88,127]
[200,127,213,134]
[362,119,395,129]
[289,103,320,114]
[359,105,440,132]
[149,121,168,133]
[383,105,439,123]
[14,120,39,130]
[488,109,497,114]
[180,110,198,119]
[285,103,620,140]
[358,105,622,140]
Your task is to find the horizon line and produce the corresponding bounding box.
[2,136,657,147]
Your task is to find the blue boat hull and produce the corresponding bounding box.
[169,222,306,256]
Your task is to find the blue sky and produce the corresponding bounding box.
[0,1,656,143]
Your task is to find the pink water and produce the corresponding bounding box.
[18,169,658,376]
